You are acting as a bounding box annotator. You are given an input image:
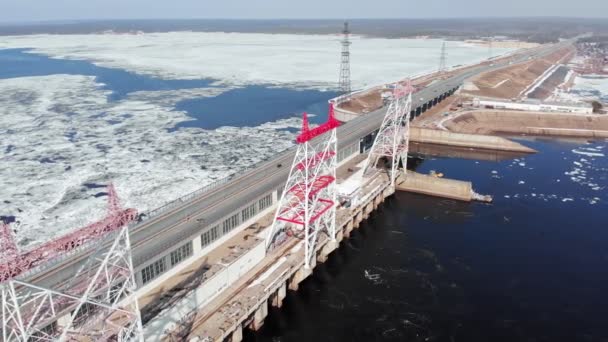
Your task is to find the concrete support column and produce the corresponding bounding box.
[355,212,363,227]
[336,229,344,243]
[364,203,373,218]
[249,303,268,331]
[230,325,243,342]
[374,194,382,209]
[344,220,353,237]
[271,282,287,308]
[309,255,317,269]
[317,240,338,263]
[288,265,312,291]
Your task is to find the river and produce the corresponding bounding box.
[248,138,608,342]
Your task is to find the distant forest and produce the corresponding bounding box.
[1,18,608,43]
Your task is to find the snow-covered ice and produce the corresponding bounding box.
[572,75,608,102]
[0,32,514,90]
[0,32,522,246]
[572,148,605,158]
[0,75,302,246]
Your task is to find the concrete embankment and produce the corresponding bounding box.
[444,110,608,138]
[409,143,533,162]
[410,127,537,153]
[396,172,491,202]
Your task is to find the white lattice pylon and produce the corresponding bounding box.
[266,109,339,269]
[1,225,143,342]
[363,81,414,186]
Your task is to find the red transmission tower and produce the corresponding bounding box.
[0,183,137,282]
[266,103,340,268]
[1,183,143,341]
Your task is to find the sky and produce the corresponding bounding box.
[1,0,607,22]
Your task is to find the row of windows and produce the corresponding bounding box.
[170,241,193,267]
[139,191,275,286]
[141,258,167,285]
[360,130,378,153]
[222,213,240,234]
[259,194,273,210]
[73,302,97,324]
[33,321,58,339]
[201,225,219,248]
[242,203,257,222]
[338,143,359,162]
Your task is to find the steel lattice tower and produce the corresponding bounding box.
[338,21,352,94]
[266,104,340,269]
[1,184,143,342]
[363,80,414,187]
[438,41,447,74]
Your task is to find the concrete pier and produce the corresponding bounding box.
[410,127,537,154]
[396,172,484,202]
[443,110,608,139]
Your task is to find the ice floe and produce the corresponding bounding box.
[572,149,605,158]
[0,32,514,90]
[0,75,302,246]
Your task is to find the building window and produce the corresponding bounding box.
[32,321,58,339]
[73,302,98,325]
[258,194,273,210]
[241,203,257,222]
[338,143,357,162]
[141,258,167,285]
[201,225,219,248]
[222,213,240,234]
[170,241,193,267]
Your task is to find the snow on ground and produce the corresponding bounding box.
[0,32,513,90]
[572,75,608,102]
[0,75,301,246]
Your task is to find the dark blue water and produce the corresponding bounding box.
[0,48,338,129]
[175,86,339,129]
[249,139,608,342]
[0,48,215,101]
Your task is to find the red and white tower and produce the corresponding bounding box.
[363,80,414,186]
[1,183,143,341]
[266,104,340,269]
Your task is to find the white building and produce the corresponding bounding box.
[475,98,593,114]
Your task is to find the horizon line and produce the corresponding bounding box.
[1,16,608,25]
